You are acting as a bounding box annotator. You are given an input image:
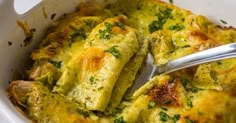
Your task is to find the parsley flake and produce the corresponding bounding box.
[49,60,62,68]
[99,22,113,39]
[114,116,126,123]
[187,100,193,108]
[148,8,173,33]
[98,86,104,90]
[181,45,191,48]
[169,24,185,31]
[173,114,181,123]
[220,19,228,24]
[89,76,96,84]
[164,100,173,105]
[169,0,173,4]
[105,22,112,31]
[148,100,156,109]
[180,77,200,93]
[115,22,125,30]
[104,46,120,58]
[198,111,203,115]
[161,106,168,111]
[186,119,193,123]
[159,111,181,123]
[169,76,175,83]
[159,111,169,122]
[148,20,163,33]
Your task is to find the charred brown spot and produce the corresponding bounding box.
[117,16,127,25]
[45,47,57,56]
[190,31,209,40]
[217,25,236,30]
[148,77,179,106]
[214,113,223,121]
[76,1,102,16]
[223,82,236,98]
[54,31,70,44]
[51,13,57,20]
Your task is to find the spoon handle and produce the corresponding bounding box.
[151,43,236,78]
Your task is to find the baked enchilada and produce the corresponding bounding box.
[7,0,236,122]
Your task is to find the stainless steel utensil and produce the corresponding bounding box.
[150,43,236,77]
[128,43,236,95]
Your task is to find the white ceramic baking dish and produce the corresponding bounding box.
[0,0,235,122]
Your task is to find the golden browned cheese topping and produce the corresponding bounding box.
[148,77,179,106]
[188,31,219,50]
[79,47,105,72]
[7,0,236,122]
[111,26,128,34]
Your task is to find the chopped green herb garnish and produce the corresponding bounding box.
[168,51,175,54]
[159,111,169,122]
[220,19,228,24]
[114,116,126,123]
[173,114,181,123]
[159,8,173,19]
[180,77,200,93]
[8,41,12,46]
[161,106,168,111]
[164,100,173,105]
[104,46,120,58]
[181,45,191,48]
[148,20,163,33]
[105,22,112,31]
[84,20,93,27]
[159,111,180,122]
[180,77,189,86]
[187,100,193,108]
[69,27,87,40]
[217,61,222,65]
[98,86,104,90]
[186,119,193,123]
[207,42,212,47]
[99,22,113,39]
[169,76,175,83]
[148,8,173,33]
[198,111,203,115]
[49,60,62,68]
[89,76,94,82]
[169,24,185,31]
[180,77,199,93]
[99,29,109,39]
[169,0,173,4]
[115,22,125,30]
[148,100,156,109]
[189,87,199,93]
[89,76,96,84]
[210,70,218,81]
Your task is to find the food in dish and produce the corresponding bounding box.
[7,0,236,122]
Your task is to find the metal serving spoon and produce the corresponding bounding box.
[128,43,236,94]
[150,43,236,77]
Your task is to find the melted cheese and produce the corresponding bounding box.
[53,16,140,111]
[6,0,236,122]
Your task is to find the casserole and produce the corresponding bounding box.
[0,0,236,122]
